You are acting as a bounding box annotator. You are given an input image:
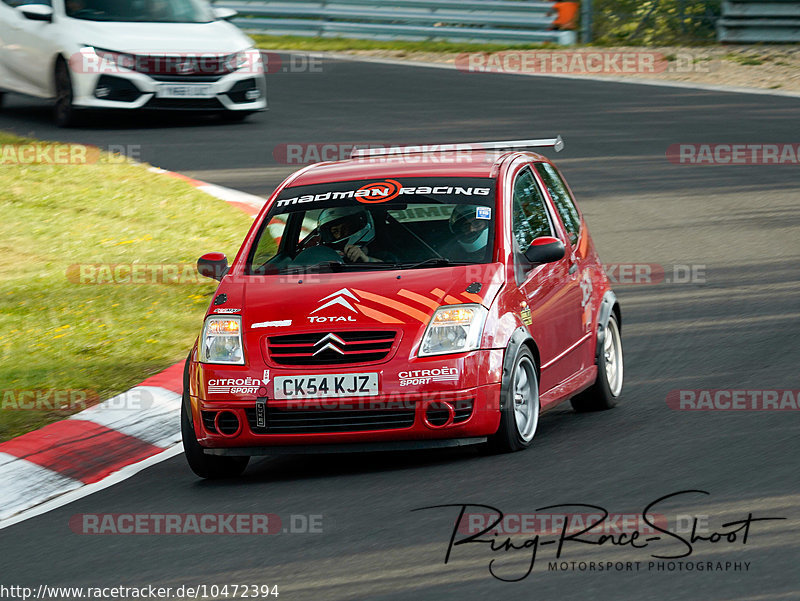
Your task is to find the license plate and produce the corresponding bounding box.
[155,84,214,99]
[274,373,379,399]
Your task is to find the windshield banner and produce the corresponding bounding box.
[274,178,496,211]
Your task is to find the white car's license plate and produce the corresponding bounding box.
[155,84,214,99]
[274,373,379,399]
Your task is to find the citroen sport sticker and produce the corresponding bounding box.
[208,371,270,395]
[207,378,264,395]
[398,368,459,387]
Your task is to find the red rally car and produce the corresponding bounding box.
[182,136,623,478]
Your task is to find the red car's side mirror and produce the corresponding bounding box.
[197,252,228,281]
[524,236,566,265]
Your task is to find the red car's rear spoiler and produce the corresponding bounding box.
[350,136,565,159]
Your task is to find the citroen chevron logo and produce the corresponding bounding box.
[311,288,360,314]
[312,333,346,356]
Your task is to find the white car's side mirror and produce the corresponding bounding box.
[212,7,238,20]
[18,4,54,22]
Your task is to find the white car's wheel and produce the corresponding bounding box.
[54,59,79,128]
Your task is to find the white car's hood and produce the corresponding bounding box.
[70,20,252,54]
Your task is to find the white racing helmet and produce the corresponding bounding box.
[449,205,489,253]
[318,206,375,249]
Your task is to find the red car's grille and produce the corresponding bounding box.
[245,405,415,434]
[266,331,397,366]
[243,399,474,434]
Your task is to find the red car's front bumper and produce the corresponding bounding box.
[188,347,507,452]
[190,381,502,450]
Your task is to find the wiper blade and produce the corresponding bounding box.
[397,258,474,270]
[280,261,401,274]
[280,261,342,274]
[332,262,404,270]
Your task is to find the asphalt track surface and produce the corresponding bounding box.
[1,54,799,601]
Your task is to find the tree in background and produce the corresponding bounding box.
[593,0,722,44]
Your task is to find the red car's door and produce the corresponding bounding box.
[510,165,585,392]
[534,162,596,371]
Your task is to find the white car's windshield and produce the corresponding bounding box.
[66,0,214,22]
[247,177,497,275]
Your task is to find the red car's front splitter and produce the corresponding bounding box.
[191,383,502,451]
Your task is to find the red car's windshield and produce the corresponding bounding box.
[247,177,497,275]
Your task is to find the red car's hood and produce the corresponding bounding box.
[214,264,505,334]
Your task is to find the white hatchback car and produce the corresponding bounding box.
[0,0,267,126]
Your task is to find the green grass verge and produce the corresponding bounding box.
[0,131,254,441]
[251,34,558,53]
[249,33,732,52]
[723,52,764,66]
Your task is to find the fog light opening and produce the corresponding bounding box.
[423,401,455,429]
[214,410,242,437]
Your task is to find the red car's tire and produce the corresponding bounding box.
[488,346,540,453]
[181,397,249,479]
[571,313,623,412]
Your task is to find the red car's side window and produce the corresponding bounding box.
[511,168,553,250]
[534,163,581,244]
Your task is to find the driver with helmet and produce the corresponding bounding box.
[317,206,385,263]
[444,204,491,260]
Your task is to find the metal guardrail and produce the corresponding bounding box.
[718,0,800,42]
[216,0,577,45]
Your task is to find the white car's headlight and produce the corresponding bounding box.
[226,48,262,73]
[199,316,244,365]
[86,47,136,70]
[419,304,487,357]
[228,50,248,71]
